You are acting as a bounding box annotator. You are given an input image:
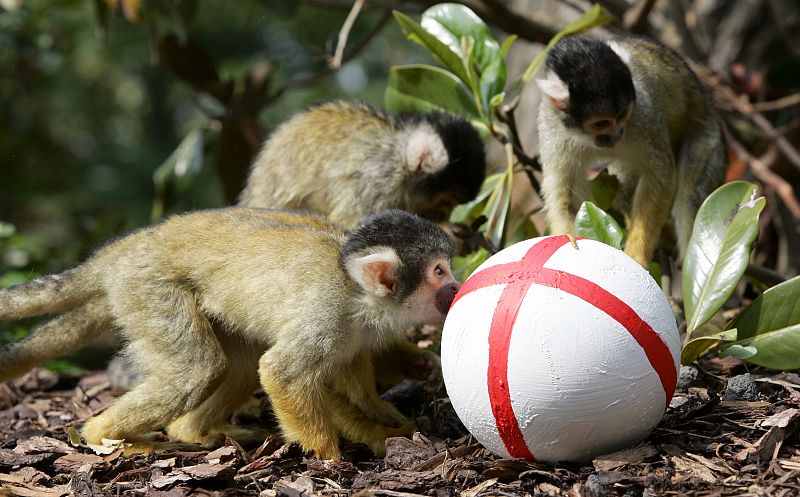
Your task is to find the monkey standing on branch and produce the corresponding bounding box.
[0,209,460,458]
[536,36,726,267]
[239,100,487,228]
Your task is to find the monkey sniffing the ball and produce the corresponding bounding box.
[0,208,460,459]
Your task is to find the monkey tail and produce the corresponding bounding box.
[0,267,100,321]
[0,297,113,382]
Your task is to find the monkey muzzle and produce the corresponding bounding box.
[436,282,460,315]
[595,130,623,148]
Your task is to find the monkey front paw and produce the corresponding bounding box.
[82,416,122,445]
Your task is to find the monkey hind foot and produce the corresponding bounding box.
[165,419,272,448]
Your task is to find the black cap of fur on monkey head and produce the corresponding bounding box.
[341,209,456,302]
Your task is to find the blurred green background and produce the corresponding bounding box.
[0,0,429,284]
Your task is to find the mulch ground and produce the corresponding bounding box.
[1,355,799,497]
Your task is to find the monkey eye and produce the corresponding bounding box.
[591,119,611,130]
[434,264,445,277]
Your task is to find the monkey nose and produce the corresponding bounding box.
[436,282,460,315]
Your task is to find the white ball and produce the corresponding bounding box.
[441,236,680,464]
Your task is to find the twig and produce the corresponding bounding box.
[726,129,800,220]
[752,93,800,112]
[692,61,800,175]
[269,9,391,101]
[623,0,657,33]
[331,0,367,69]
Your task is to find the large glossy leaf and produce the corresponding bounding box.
[522,4,614,83]
[719,275,800,369]
[683,181,765,335]
[385,65,481,118]
[574,201,624,249]
[420,3,507,114]
[420,3,500,76]
[393,10,470,85]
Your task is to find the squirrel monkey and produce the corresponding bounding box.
[536,36,726,266]
[0,209,460,459]
[238,100,487,228]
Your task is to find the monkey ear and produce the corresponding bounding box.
[406,126,448,175]
[536,74,570,112]
[345,248,400,297]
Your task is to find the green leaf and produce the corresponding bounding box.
[521,4,614,83]
[393,10,471,86]
[683,181,765,336]
[574,201,624,249]
[479,55,507,115]
[420,3,500,75]
[452,248,490,283]
[681,329,737,365]
[506,213,539,246]
[450,172,502,224]
[500,35,517,58]
[722,344,758,360]
[67,427,83,446]
[729,275,800,340]
[589,169,620,211]
[151,128,205,221]
[718,274,800,370]
[483,167,514,249]
[385,65,481,119]
[720,324,800,370]
[419,3,507,114]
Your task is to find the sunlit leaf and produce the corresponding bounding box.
[683,181,765,336]
[574,201,624,249]
[385,65,481,119]
[420,3,500,74]
[681,329,737,365]
[393,10,470,85]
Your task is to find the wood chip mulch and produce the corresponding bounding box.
[1,356,799,497]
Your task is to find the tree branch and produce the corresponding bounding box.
[331,0,367,69]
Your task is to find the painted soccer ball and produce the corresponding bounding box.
[441,236,680,463]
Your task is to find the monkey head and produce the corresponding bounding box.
[537,36,636,149]
[400,112,487,222]
[341,209,460,333]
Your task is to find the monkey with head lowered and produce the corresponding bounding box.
[0,208,460,459]
[239,100,486,388]
[239,100,487,228]
[536,36,726,267]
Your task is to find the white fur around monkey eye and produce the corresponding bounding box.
[406,125,448,175]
